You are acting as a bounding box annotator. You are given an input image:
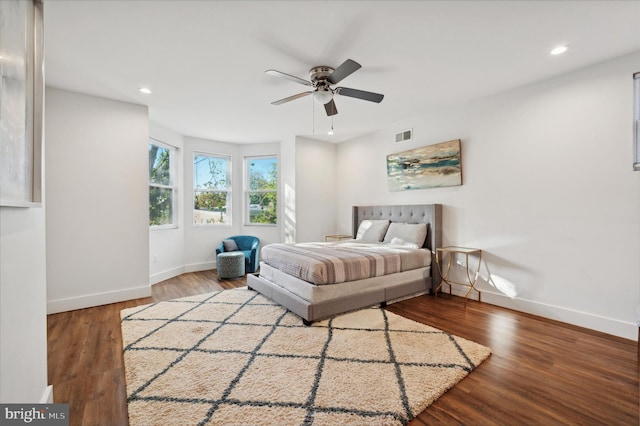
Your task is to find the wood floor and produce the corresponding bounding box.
[47,271,639,425]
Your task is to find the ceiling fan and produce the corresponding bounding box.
[265,59,384,117]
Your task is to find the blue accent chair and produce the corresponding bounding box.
[216,235,260,274]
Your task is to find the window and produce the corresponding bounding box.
[246,156,278,225]
[194,153,231,225]
[149,139,177,227]
[634,72,639,171]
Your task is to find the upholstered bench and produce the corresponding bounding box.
[217,251,245,279]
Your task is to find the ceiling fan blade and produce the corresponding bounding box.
[336,87,384,103]
[324,99,338,116]
[265,69,313,86]
[327,59,361,84]
[271,91,313,105]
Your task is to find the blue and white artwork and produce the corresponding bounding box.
[387,139,462,191]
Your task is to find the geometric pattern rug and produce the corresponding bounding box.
[121,287,491,425]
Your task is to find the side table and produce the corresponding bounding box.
[434,246,482,301]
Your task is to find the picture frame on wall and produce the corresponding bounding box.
[0,0,44,207]
[386,139,462,191]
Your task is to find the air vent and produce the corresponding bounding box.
[395,128,413,143]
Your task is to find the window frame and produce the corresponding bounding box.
[149,138,178,229]
[245,155,279,226]
[193,151,232,226]
[634,72,639,171]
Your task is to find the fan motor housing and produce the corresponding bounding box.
[309,66,334,83]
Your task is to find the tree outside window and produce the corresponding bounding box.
[194,153,231,225]
[149,140,177,227]
[246,156,278,225]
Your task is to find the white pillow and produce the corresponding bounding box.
[355,219,390,242]
[383,222,427,247]
[390,237,420,249]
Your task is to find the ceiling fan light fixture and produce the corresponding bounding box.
[313,90,333,105]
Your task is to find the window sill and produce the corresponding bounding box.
[150,225,179,231]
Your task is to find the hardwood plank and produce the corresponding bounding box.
[47,272,639,425]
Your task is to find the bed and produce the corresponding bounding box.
[247,204,442,324]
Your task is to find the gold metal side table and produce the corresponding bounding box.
[435,246,483,301]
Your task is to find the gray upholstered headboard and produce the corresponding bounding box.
[352,204,442,286]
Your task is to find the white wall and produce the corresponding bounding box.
[149,122,185,284]
[295,137,337,242]
[0,206,49,402]
[336,52,640,340]
[45,88,150,313]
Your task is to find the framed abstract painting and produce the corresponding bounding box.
[387,139,462,191]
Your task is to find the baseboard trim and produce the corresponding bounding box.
[150,266,186,285]
[184,261,216,274]
[443,283,637,341]
[151,262,218,284]
[47,265,216,313]
[40,385,53,404]
[47,285,152,314]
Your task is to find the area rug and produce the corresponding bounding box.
[121,287,491,425]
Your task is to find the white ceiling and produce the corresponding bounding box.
[43,1,640,143]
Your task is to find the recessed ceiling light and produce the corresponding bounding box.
[550,45,569,55]
[138,87,152,94]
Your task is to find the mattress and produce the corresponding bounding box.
[259,262,431,304]
[261,241,431,285]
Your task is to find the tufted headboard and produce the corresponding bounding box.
[352,204,442,286]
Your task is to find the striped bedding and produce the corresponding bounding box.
[260,241,431,285]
